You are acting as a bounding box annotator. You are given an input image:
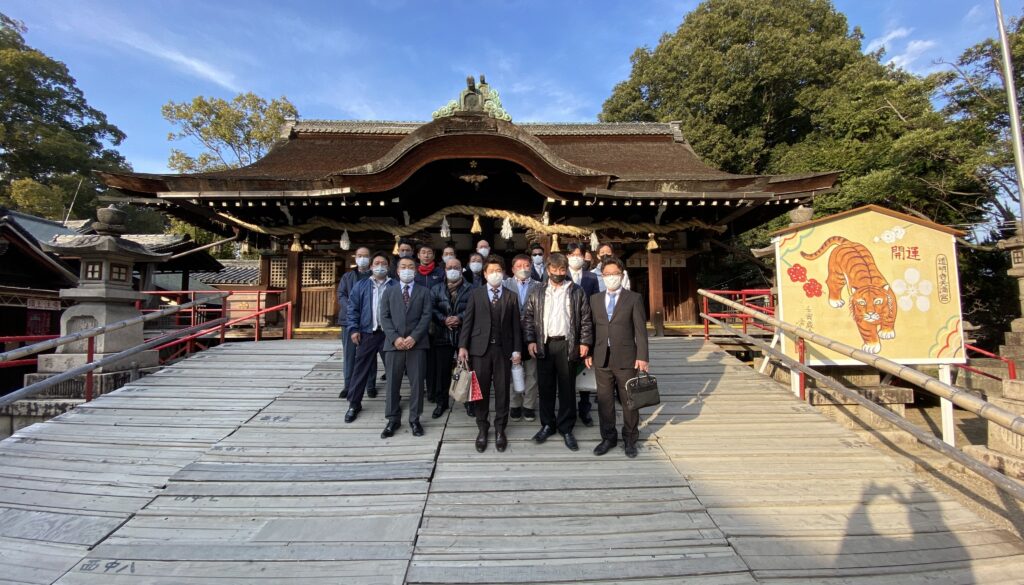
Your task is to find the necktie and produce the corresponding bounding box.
[491,287,500,305]
[607,292,617,321]
[519,282,527,307]
[403,284,410,306]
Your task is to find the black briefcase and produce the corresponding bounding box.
[624,371,660,410]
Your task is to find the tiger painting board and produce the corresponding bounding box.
[772,205,966,366]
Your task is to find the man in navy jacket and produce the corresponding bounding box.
[344,252,396,424]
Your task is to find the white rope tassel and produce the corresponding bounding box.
[590,231,599,251]
[440,216,451,239]
[501,217,513,240]
[339,229,351,250]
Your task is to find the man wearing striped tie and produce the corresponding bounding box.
[584,257,649,458]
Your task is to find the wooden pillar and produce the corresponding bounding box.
[648,249,665,336]
[286,249,302,330]
[180,269,189,291]
[259,254,271,289]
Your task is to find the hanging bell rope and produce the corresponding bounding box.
[216,204,725,239]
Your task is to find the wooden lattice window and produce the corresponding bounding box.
[110,264,129,281]
[84,262,102,280]
[302,258,335,286]
[269,257,287,287]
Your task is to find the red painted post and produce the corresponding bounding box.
[796,337,807,401]
[702,297,709,341]
[85,337,95,402]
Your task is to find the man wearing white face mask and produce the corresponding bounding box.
[344,252,396,423]
[564,242,599,426]
[464,252,485,288]
[585,256,649,459]
[591,243,631,292]
[379,257,433,439]
[503,254,541,422]
[427,258,473,418]
[475,239,491,260]
[338,247,375,400]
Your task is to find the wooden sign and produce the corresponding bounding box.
[773,205,965,366]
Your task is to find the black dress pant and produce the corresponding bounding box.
[537,338,577,434]
[595,350,640,444]
[472,344,510,430]
[384,348,426,424]
[348,330,385,406]
[429,344,456,409]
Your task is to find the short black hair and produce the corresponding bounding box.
[528,242,544,252]
[398,239,414,248]
[483,255,505,271]
[512,253,531,266]
[371,251,392,265]
[599,256,625,274]
[417,243,434,254]
[547,252,568,270]
[565,242,587,254]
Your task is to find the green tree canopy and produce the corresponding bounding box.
[162,93,297,173]
[0,12,128,221]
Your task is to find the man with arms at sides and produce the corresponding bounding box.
[428,257,473,419]
[591,243,631,292]
[564,242,599,427]
[585,257,649,458]
[464,252,485,288]
[523,253,594,451]
[344,251,395,423]
[458,256,522,452]
[379,257,432,439]
[337,246,375,400]
[414,243,445,288]
[529,242,546,282]
[504,254,541,423]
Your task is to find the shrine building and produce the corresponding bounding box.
[96,76,838,330]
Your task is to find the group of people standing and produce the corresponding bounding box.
[336,238,649,457]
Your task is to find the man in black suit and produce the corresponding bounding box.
[585,257,649,458]
[379,257,432,439]
[565,242,599,426]
[458,256,522,453]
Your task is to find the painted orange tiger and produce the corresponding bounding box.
[800,236,897,354]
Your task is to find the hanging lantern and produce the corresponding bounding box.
[550,233,560,252]
[290,234,302,252]
[470,214,482,234]
[646,232,659,251]
[440,216,451,239]
[590,232,599,251]
[392,234,401,255]
[500,217,513,240]
[339,229,351,250]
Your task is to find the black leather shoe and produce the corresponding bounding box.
[624,443,638,458]
[344,404,361,423]
[465,403,475,417]
[532,425,556,444]
[495,430,508,452]
[432,404,447,419]
[381,421,400,439]
[339,388,349,399]
[411,421,424,437]
[562,432,579,451]
[475,428,488,452]
[593,439,616,456]
[579,410,594,426]
[367,388,378,398]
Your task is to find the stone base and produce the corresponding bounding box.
[0,398,82,439]
[37,350,159,374]
[23,368,157,399]
[963,445,1024,481]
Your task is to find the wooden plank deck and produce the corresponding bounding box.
[0,338,1021,584]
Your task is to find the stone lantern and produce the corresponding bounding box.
[32,206,170,391]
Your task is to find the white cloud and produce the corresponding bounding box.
[965,4,986,24]
[888,39,940,71]
[865,27,913,53]
[114,31,242,93]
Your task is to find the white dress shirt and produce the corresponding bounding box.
[371,277,392,330]
[543,283,570,340]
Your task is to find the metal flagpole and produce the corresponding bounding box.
[995,0,1024,225]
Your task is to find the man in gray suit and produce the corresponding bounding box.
[504,254,541,422]
[585,256,649,458]
[379,257,432,439]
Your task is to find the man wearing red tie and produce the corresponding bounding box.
[584,257,649,458]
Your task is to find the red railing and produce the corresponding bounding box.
[0,335,59,369]
[701,288,775,340]
[136,290,283,330]
[955,343,1017,382]
[153,302,293,364]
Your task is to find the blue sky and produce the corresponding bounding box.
[4,0,1020,173]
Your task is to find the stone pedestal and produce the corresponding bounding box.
[965,378,1024,480]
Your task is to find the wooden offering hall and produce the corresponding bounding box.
[97,76,838,329]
